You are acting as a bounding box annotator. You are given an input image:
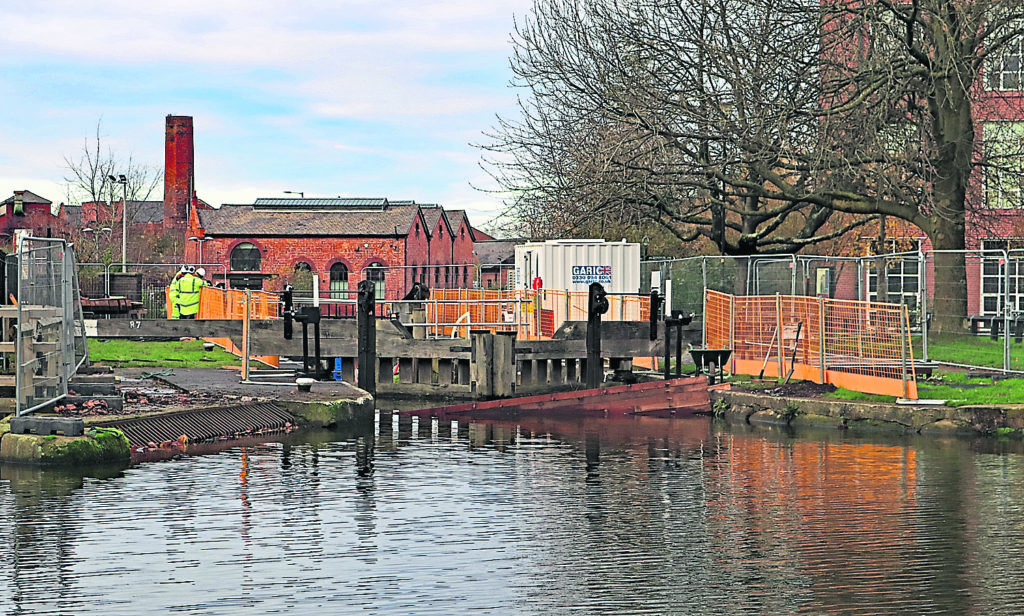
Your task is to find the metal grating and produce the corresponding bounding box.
[95,403,296,447]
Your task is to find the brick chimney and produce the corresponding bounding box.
[164,115,194,232]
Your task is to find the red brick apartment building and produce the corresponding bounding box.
[823,37,1024,320]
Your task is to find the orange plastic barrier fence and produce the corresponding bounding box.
[166,286,281,368]
[705,290,917,399]
[424,288,651,341]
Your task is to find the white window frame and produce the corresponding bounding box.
[986,36,1024,92]
[984,122,1024,209]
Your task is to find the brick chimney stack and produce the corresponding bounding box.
[164,115,194,232]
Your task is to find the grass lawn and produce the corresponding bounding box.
[824,370,1024,407]
[87,338,241,369]
[914,333,1024,371]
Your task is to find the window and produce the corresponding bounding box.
[230,242,261,271]
[365,261,385,299]
[866,240,921,316]
[987,36,1023,91]
[984,122,1024,208]
[981,239,1024,316]
[293,262,313,298]
[330,263,349,299]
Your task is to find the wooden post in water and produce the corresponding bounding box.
[470,329,493,398]
[494,330,517,397]
[357,279,376,395]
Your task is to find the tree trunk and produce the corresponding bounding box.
[928,224,968,335]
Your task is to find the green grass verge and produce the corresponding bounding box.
[913,334,1024,371]
[823,370,1024,407]
[87,338,241,369]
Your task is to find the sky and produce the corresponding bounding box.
[0,0,534,230]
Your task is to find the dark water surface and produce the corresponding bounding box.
[2,412,1024,615]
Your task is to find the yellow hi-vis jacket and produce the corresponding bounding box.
[175,273,207,317]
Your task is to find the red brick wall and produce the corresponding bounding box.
[164,115,193,235]
[195,230,436,300]
[452,218,475,288]
[426,217,451,288]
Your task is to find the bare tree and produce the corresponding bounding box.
[64,119,163,228]
[483,0,1024,330]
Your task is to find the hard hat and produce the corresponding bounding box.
[196,268,206,277]
[186,265,196,274]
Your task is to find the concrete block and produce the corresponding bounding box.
[10,416,85,437]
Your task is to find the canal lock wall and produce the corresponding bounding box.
[711,390,1024,437]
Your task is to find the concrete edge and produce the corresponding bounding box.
[711,390,1024,437]
[276,392,376,429]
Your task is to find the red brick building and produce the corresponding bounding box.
[187,197,492,300]
[824,40,1024,320]
[0,190,70,245]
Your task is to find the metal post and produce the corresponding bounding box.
[900,304,909,399]
[791,254,797,295]
[920,249,928,362]
[242,289,251,382]
[357,279,376,395]
[1005,250,1012,371]
[586,282,609,389]
[819,296,826,384]
[776,293,784,378]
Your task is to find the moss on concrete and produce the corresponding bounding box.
[278,394,374,429]
[0,427,130,466]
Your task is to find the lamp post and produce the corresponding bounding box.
[188,235,211,265]
[108,174,128,272]
[82,226,113,257]
[284,190,304,198]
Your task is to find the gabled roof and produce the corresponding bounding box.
[473,239,522,265]
[1,190,51,206]
[199,201,424,236]
[131,200,163,224]
[446,210,475,240]
[253,197,388,210]
[419,204,455,239]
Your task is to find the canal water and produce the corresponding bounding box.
[2,412,1024,615]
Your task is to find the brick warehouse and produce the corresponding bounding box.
[187,197,488,300]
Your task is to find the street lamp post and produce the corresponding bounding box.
[283,190,304,198]
[188,236,211,265]
[108,174,128,273]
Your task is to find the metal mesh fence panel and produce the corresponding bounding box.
[705,289,916,398]
[16,238,86,415]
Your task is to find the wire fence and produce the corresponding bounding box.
[704,290,917,399]
[15,238,88,415]
[643,251,1024,372]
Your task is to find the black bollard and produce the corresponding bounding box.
[649,289,663,341]
[282,285,294,340]
[586,282,610,389]
[357,279,377,395]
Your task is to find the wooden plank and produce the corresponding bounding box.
[0,375,15,387]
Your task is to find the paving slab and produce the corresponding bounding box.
[115,367,369,402]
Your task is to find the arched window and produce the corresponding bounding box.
[330,262,349,299]
[293,262,313,297]
[365,261,386,299]
[230,242,261,271]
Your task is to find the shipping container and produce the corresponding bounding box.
[514,239,641,294]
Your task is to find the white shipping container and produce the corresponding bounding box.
[514,239,640,294]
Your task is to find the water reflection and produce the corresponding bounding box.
[1,415,1023,615]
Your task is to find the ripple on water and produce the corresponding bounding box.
[1,420,1024,615]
